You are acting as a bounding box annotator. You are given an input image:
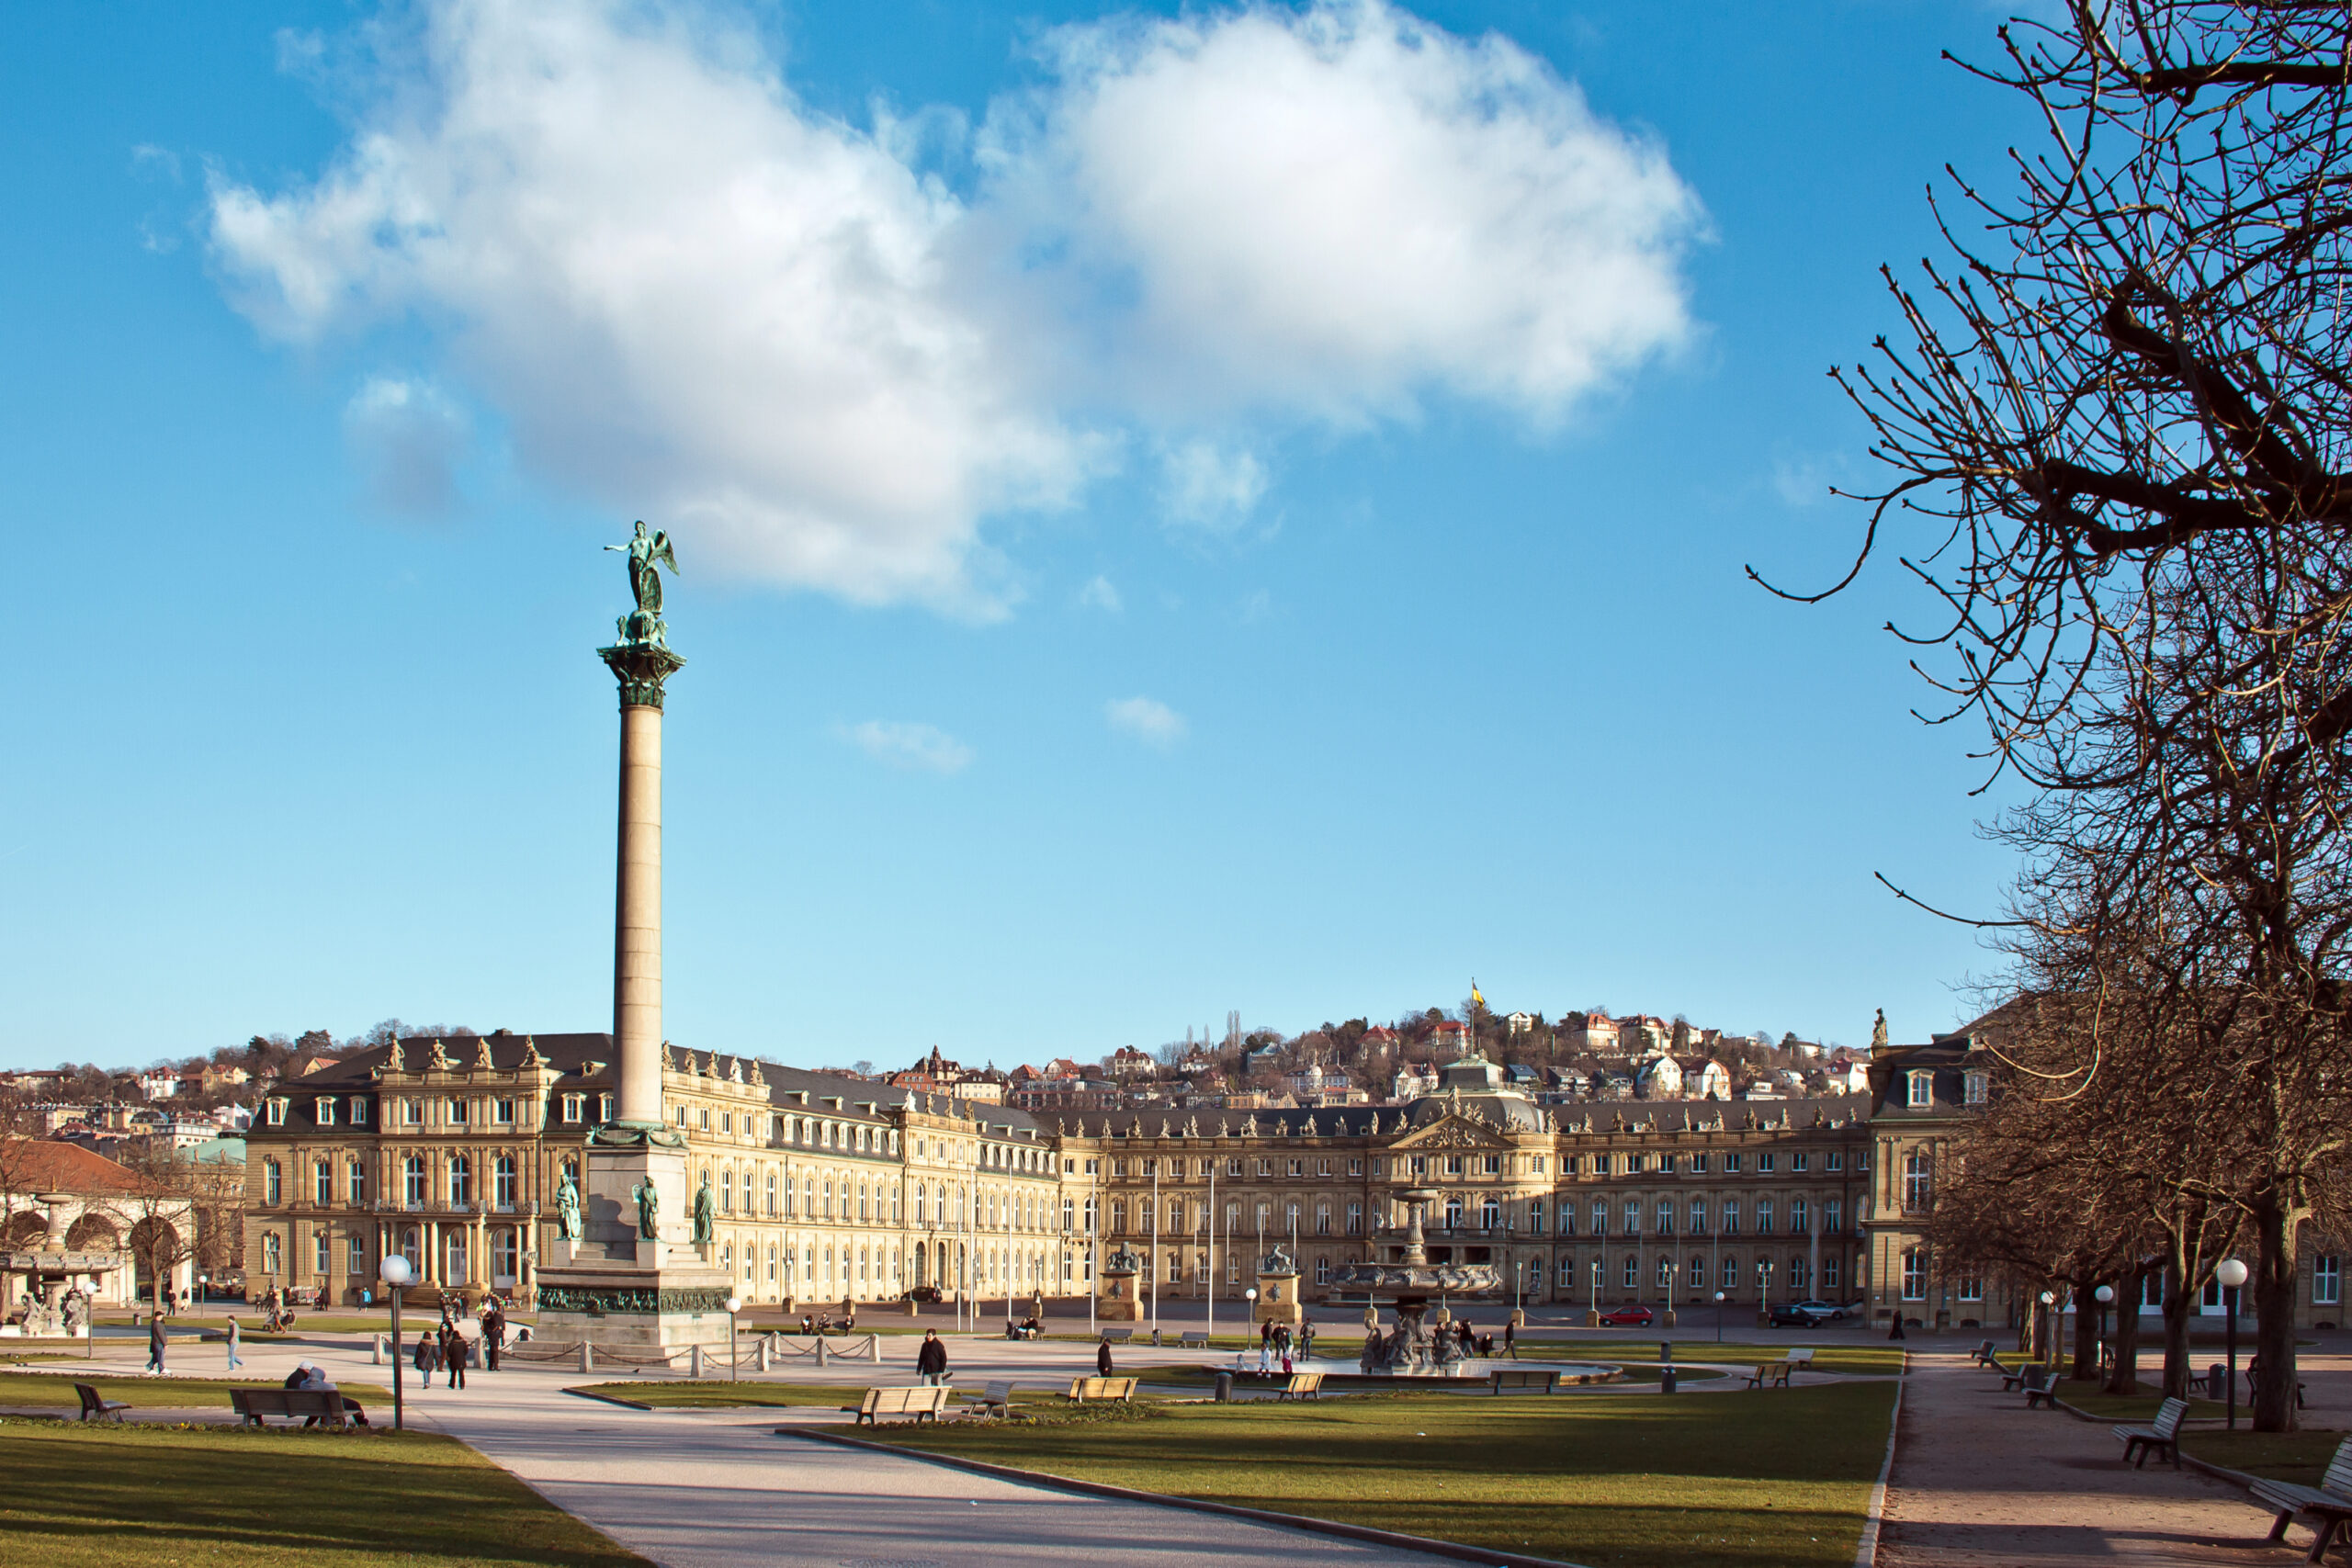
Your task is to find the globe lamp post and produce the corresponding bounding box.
[378,1253,415,1430]
[2216,1258,2250,1430]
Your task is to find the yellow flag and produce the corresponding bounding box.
[1471,981,1485,1009]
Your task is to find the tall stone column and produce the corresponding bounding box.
[600,642,685,1127]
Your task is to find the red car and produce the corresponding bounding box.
[1596,1304,1657,1327]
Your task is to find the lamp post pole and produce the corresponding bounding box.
[727,1295,741,1381]
[2037,1290,2056,1368]
[378,1253,415,1432]
[2094,1283,2115,1382]
[2217,1258,2250,1430]
[1714,1290,1725,1344]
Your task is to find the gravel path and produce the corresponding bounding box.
[1877,1349,2272,1566]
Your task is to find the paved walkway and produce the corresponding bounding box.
[33,1335,1473,1568]
[1877,1349,2275,1566]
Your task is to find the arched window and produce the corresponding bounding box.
[448,1156,473,1207]
[765,1171,777,1216]
[1479,1197,1501,1230]
[916,1183,928,1224]
[1443,1197,1463,1228]
[313,1160,333,1206]
[858,1181,868,1223]
[823,1179,834,1218]
[494,1156,517,1210]
[348,1158,368,1207]
[262,1232,282,1273]
[720,1168,733,1213]
[265,1161,282,1206]
[766,1244,778,1282]
[1721,1254,1739,1291]
[1687,1254,1704,1291]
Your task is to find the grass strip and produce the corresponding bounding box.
[0,1373,390,1408]
[0,1418,650,1567]
[2182,1427,2352,1486]
[872,1379,1895,1568]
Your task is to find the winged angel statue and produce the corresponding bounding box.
[606,520,679,646]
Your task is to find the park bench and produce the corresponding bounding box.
[2021,1367,2059,1408]
[1999,1361,2046,1392]
[229,1388,357,1430]
[1004,1324,1039,1340]
[1178,1331,1210,1348]
[968,1380,1017,1417]
[1786,1347,1815,1370]
[1970,1339,1999,1368]
[1489,1368,1559,1395]
[74,1383,129,1423]
[1065,1376,1138,1404]
[844,1386,951,1426]
[1276,1371,1325,1402]
[1100,1328,1133,1345]
[1744,1360,1796,1389]
[2253,1436,2352,1562]
[2111,1395,2188,1470]
[2247,1357,2311,1410]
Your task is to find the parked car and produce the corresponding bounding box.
[900,1285,943,1303]
[1596,1304,1657,1327]
[1789,1299,1851,1321]
[1768,1303,1828,1327]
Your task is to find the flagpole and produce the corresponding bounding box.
[1206,1156,1216,1343]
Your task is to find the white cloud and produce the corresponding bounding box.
[1106,694,1186,747]
[1078,574,1123,612]
[1159,440,1268,530]
[842,720,973,774]
[345,376,470,514]
[207,0,1701,613]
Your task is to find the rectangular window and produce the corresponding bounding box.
[1790,1198,1807,1234]
[1408,1155,1427,1177]
[1958,1274,1984,1303]
[1624,1153,1645,1175]
[1623,1254,1637,1289]
[1901,1250,1928,1302]
[313,1163,332,1205]
[1757,1152,1774,1174]
[1689,1199,1705,1233]
[314,1232,331,1275]
[699,1108,711,1132]
[1791,1152,1808,1173]
[598,1094,613,1122]
[1907,1072,1932,1108]
[1963,1072,1988,1106]
[1591,1200,1606,1235]
[401,1099,421,1126]
[1481,1155,1500,1175]
[1723,1152,1741,1174]
[315,1099,335,1127]
[1346,1201,1363,1235]
[1757,1200,1775,1234]
[1531,1156,1545,1174]
[348,1160,367,1207]
[1690,1152,1708,1175]
[1529,1198,1545,1235]
[1826,1150,1842,1172]
[1658,1154,1677,1176]
[350,1098,368,1124]
[1445,1155,1464,1176]
[266,1100,287,1126]
[448,1099,469,1125]
[1348,1157,1363,1177]
[1822,1256,1840,1289]
[1723,1200,1739,1235]
[1563,1155,1579,1177]
[1826,1198,1843,1234]
[266,1162,282,1205]
[1655,1201,1673,1235]
[2318,1257,2343,1307]
[562,1094,584,1122]
[349,1232,368,1272]
[495,1098,516,1125]
[1623,1200,1640,1235]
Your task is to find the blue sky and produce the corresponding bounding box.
[2,1,2037,1072]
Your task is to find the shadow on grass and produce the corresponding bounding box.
[0,1422,647,1568]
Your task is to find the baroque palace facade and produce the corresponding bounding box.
[244,1038,1882,1315]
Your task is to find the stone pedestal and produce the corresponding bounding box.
[533,1132,730,1353]
[1254,1268,1304,1326]
[1097,1266,1145,1322]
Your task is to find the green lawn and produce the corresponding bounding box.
[2182,1428,2352,1485]
[569,1380,871,1409]
[0,1420,647,1567]
[2040,1380,2230,1423]
[872,1381,1898,1568]
[0,1373,390,1409]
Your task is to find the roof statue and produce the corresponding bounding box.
[1871,1008,1889,1050]
[382,1038,404,1073]
[605,520,679,648]
[475,1036,496,1070]
[522,1035,546,1067]
[428,1038,453,1070]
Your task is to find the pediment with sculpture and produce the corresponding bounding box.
[1386,1112,1515,1151]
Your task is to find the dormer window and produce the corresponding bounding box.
[266,1099,288,1127]
[1963,1071,1989,1106]
[349,1098,368,1125]
[315,1099,336,1127]
[1906,1071,1933,1108]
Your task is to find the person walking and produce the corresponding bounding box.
[1504,1319,1517,1359]
[1096,1336,1114,1377]
[917,1329,949,1387]
[415,1327,441,1386]
[482,1303,503,1372]
[443,1323,469,1391]
[145,1311,168,1376]
[224,1314,243,1371]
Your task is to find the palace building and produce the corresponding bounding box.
[245,1039,1871,1314]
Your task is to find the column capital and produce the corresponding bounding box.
[599,641,687,709]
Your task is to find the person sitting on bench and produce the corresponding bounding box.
[288,1363,370,1427]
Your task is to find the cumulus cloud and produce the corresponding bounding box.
[345,376,470,514]
[207,0,1701,612]
[1158,440,1268,530]
[842,720,974,774]
[1106,694,1185,747]
[1078,574,1123,612]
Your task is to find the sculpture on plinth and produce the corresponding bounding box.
[630,1178,661,1241]
[556,1170,584,1244]
[691,1172,717,1246]
[605,520,680,648]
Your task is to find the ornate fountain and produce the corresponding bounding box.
[2,1193,122,1337]
[1329,1189,1501,1375]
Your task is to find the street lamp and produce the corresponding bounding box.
[726,1295,742,1382]
[2216,1258,2250,1430]
[378,1254,416,1431]
[2037,1290,2056,1368]
[1713,1290,1726,1344]
[2093,1283,2115,1381]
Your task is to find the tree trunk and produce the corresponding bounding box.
[2106,1264,2143,1395]
[2251,1195,2301,1433]
[2070,1279,2098,1381]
